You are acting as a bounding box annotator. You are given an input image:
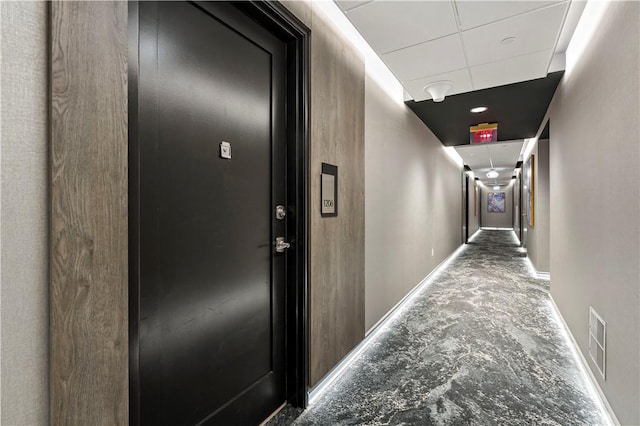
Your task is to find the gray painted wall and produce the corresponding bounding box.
[0,2,49,424]
[546,2,639,424]
[365,74,462,331]
[527,139,550,273]
[479,184,513,229]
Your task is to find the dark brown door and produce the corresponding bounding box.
[136,2,287,424]
[463,174,469,243]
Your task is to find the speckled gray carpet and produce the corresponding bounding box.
[269,229,609,426]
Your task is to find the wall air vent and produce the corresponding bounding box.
[588,307,606,379]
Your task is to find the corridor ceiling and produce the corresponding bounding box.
[454,140,524,185]
[336,0,577,100]
[335,0,585,147]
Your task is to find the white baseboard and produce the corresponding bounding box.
[467,228,481,242]
[548,295,620,426]
[524,255,551,281]
[531,259,550,280]
[481,227,514,231]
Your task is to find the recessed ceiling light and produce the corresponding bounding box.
[493,185,501,190]
[470,106,488,113]
[486,169,499,179]
[501,36,516,45]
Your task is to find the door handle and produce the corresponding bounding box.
[275,237,290,253]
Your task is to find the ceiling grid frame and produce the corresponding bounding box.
[334,0,583,181]
[450,0,475,91]
[336,0,572,101]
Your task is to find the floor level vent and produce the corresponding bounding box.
[589,307,606,379]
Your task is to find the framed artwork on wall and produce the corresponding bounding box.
[487,192,506,213]
[525,155,535,227]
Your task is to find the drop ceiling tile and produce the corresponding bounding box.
[335,0,372,12]
[403,69,473,102]
[345,1,458,54]
[455,145,491,169]
[462,3,567,67]
[456,141,524,174]
[471,50,552,91]
[382,34,467,82]
[488,142,525,167]
[455,0,564,30]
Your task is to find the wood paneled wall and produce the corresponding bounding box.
[283,1,366,386]
[50,2,128,424]
[308,14,365,386]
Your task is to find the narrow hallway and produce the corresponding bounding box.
[272,230,609,425]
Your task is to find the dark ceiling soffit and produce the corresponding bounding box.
[515,160,523,169]
[464,165,472,171]
[540,120,550,139]
[406,71,564,146]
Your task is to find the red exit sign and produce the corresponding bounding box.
[470,123,498,143]
[472,129,497,143]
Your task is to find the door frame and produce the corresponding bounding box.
[127,2,310,424]
[464,174,470,243]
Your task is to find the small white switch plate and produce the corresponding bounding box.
[220,141,231,159]
[431,248,434,256]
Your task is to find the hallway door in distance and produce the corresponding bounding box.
[463,173,469,243]
[520,172,527,247]
[136,2,288,424]
[514,172,522,243]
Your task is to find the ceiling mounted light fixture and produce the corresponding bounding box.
[424,80,454,103]
[470,106,488,113]
[493,185,500,190]
[486,169,499,179]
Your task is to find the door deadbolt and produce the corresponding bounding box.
[275,237,290,253]
[276,205,286,220]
